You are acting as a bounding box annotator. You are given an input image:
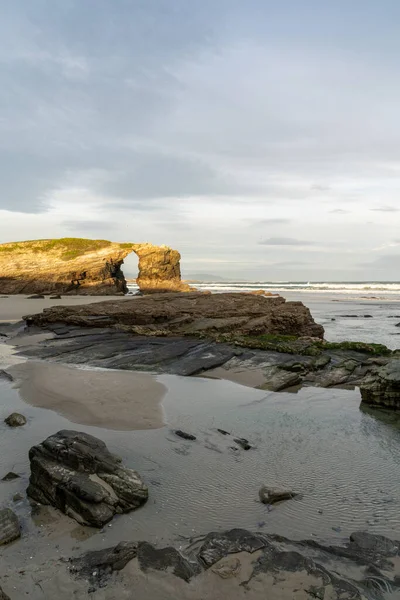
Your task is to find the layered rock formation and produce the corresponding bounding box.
[24,291,324,338]
[360,359,400,410]
[27,430,148,527]
[0,238,190,295]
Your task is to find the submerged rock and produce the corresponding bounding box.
[49,294,62,299]
[1,472,20,482]
[27,294,45,299]
[258,485,298,505]
[233,437,252,450]
[0,370,13,382]
[0,586,10,600]
[0,508,20,546]
[174,430,197,441]
[4,413,26,427]
[27,430,148,527]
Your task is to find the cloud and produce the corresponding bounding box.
[254,218,292,225]
[329,208,350,214]
[370,206,399,212]
[311,184,331,192]
[258,237,315,246]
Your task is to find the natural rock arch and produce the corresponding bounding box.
[0,238,191,295]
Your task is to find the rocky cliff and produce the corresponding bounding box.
[0,238,190,295]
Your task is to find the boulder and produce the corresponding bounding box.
[0,508,20,546]
[360,359,400,410]
[27,294,45,299]
[27,430,148,527]
[0,587,10,600]
[259,485,298,505]
[4,413,26,427]
[0,370,13,382]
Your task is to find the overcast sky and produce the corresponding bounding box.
[1,0,399,280]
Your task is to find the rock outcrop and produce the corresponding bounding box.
[70,528,400,598]
[27,430,148,527]
[0,238,190,295]
[24,291,324,339]
[360,358,400,410]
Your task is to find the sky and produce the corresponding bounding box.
[0,0,400,281]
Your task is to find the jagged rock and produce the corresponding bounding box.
[0,238,190,296]
[27,430,148,527]
[4,413,26,427]
[174,430,196,441]
[2,472,20,482]
[12,493,23,502]
[138,542,201,581]
[24,291,324,339]
[70,541,138,588]
[360,359,400,410]
[259,485,298,505]
[0,508,20,546]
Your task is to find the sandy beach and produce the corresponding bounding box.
[0,294,128,323]
[8,361,166,430]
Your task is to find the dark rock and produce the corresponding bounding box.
[364,315,373,318]
[0,508,21,546]
[396,322,400,327]
[174,430,196,441]
[198,529,266,568]
[49,294,62,299]
[27,430,148,527]
[70,541,138,588]
[349,531,399,557]
[2,472,20,482]
[360,359,400,410]
[0,586,10,600]
[13,493,23,502]
[27,294,45,299]
[217,428,230,435]
[0,370,13,382]
[233,437,251,450]
[4,413,27,427]
[138,542,201,582]
[259,485,298,505]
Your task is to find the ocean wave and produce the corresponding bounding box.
[127,281,400,297]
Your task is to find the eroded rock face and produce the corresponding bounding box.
[0,238,189,295]
[360,359,400,410]
[27,430,148,527]
[24,292,324,339]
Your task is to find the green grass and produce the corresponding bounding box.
[0,238,133,261]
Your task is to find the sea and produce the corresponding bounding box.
[128,280,400,299]
[127,281,400,350]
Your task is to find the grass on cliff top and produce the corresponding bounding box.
[0,238,134,261]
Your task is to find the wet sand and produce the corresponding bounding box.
[0,294,127,322]
[8,361,166,430]
[0,552,351,600]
